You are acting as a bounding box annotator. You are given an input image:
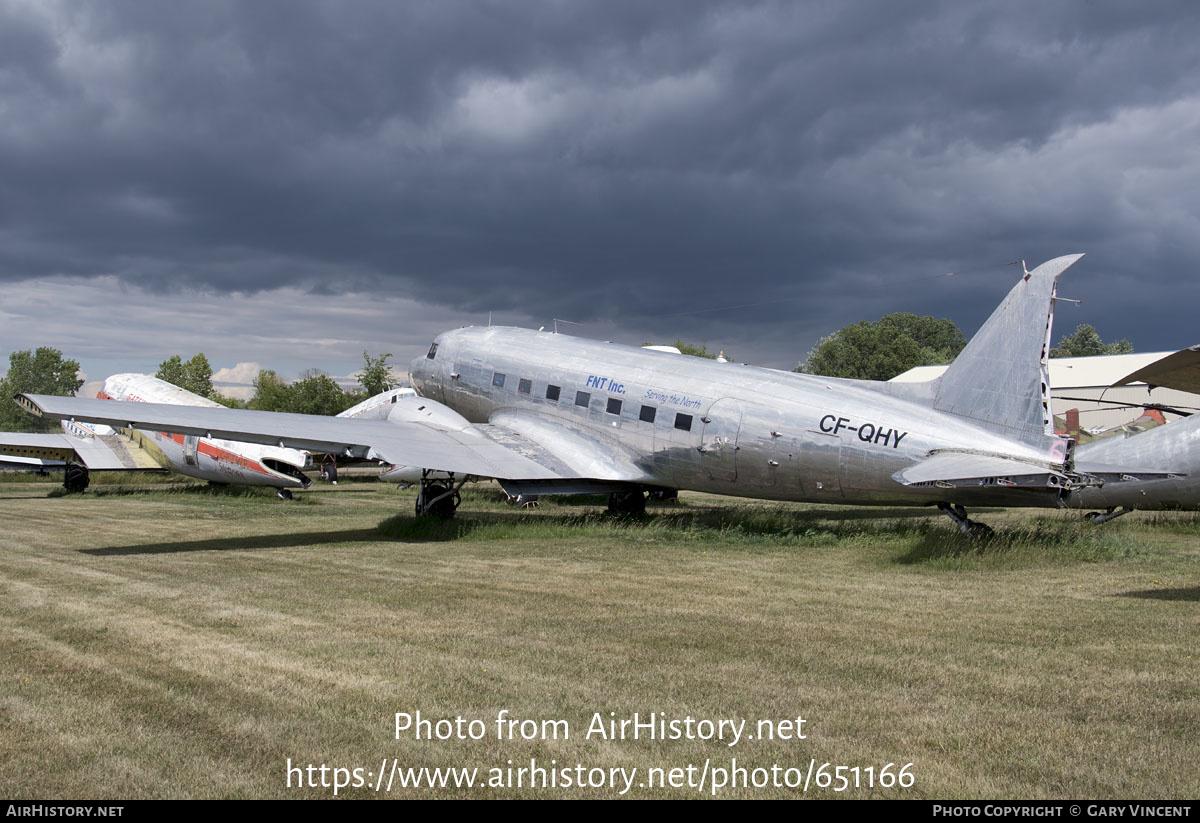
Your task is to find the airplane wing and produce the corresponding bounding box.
[1110,345,1200,394]
[0,431,165,471]
[15,394,648,484]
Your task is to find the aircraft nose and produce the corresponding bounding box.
[409,353,428,392]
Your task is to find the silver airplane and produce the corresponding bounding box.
[0,373,313,496]
[0,374,423,496]
[13,254,1192,534]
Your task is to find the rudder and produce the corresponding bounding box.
[933,254,1085,447]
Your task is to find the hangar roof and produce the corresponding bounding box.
[891,352,1173,390]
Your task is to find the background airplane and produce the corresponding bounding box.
[1,373,313,497]
[0,375,424,496]
[16,254,1198,533]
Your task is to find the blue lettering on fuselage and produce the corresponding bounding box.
[586,375,625,394]
[643,388,702,410]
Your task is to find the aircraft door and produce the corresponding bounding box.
[742,405,783,488]
[183,435,199,467]
[799,429,843,499]
[701,398,743,481]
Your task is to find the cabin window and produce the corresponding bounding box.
[426,343,438,359]
[575,390,590,408]
[492,372,506,388]
[391,395,397,403]
[518,378,532,394]
[606,398,622,416]
[639,405,656,423]
[546,385,561,401]
[674,413,693,432]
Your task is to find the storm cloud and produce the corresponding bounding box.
[2,0,1199,381]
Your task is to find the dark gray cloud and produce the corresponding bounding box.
[3,0,1200,377]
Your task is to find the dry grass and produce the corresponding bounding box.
[1,477,1197,799]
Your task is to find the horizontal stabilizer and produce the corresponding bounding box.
[893,451,1070,490]
[1073,464,1185,483]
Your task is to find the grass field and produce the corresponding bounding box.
[1,474,1197,799]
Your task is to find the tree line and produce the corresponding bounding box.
[156,351,399,414]
[795,320,1134,380]
[0,349,399,432]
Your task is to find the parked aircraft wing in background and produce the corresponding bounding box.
[1110,344,1200,394]
[14,394,584,483]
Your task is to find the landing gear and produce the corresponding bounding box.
[506,493,540,508]
[276,488,294,501]
[648,488,679,502]
[321,457,338,484]
[63,464,89,493]
[938,502,993,537]
[1085,506,1132,524]
[415,471,464,519]
[607,490,647,516]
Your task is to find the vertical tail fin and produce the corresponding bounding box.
[933,254,1085,447]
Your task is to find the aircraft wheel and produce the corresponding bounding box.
[63,465,90,493]
[607,490,647,517]
[1084,511,1100,522]
[277,488,294,501]
[965,520,993,538]
[416,482,457,519]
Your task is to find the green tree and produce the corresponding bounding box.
[1050,324,1134,358]
[248,369,356,415]
[0,347,85,432]
[210,393,248,409]
[248,369,292,412]
[796,313,967,381]
[359,351,395,397]
[288,371,356,416]
[156,353,214,397]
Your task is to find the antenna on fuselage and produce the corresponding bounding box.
[552,319,581,334]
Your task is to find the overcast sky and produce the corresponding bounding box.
[3,1,1199,397]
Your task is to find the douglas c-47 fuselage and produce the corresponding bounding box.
[20,255,1198,529]
[409,325,1068,509]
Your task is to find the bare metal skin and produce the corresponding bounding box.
[18,254,1197,526]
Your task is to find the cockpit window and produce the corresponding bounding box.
[426,343,438,360]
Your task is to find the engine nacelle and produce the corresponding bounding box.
[386,394,473,431]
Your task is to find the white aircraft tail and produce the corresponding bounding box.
[932,254,1085,448]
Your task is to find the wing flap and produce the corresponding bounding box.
[0,431,163,471]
